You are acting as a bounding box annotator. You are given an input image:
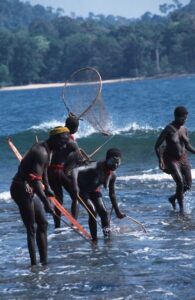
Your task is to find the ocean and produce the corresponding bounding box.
[0,75,195,299]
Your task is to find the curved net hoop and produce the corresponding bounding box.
[61,67,112,134]
[82,92,112,134]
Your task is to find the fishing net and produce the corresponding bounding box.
[61,67,112,135]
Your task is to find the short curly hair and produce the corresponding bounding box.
[106,148,121,160]
[174,106,188,117]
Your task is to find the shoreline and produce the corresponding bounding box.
[0,73,193,91]
[0,77,143,91]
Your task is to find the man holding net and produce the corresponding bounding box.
[69,148,126,242]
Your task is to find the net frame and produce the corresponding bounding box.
[61,67,102,120]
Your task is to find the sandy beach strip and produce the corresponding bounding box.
[0,73,191,92]
[0,82,64,91]
[0,77,144,92]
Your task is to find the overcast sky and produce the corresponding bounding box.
[23,0,190,18]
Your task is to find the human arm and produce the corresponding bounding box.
[183,128,195,154]
[69,140,89,165]
[108,173,125,219]
[29,146,53,213]
[63,141,87,173]
[70,167,80,200]
[154,128,167,170]
[42,167,55,197]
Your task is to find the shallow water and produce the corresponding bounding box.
[1,75,195,299]
[1,180,195,299]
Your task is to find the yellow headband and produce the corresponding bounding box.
[50,126,70,136]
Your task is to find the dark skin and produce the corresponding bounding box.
[48,139,83,227]
[48,117,86,228]
[71,155,126,241]
[155,112,195,214]
[10,132,70,266]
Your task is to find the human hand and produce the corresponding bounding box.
[72,187,79,200]
[44,199,54,214]
[80,158,90,166]
[45,187,55,197]
[25,183,33,197]
[116,211,126,219]
[159,160,165,171]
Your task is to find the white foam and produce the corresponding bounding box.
[30,120,63,131]
[0,191,11,201]
[75,122,96,138]
[119,168,195,182]
[119,173,172,182]
[29,119,160,137]
[29,119,96,138]
[112,122,155,134]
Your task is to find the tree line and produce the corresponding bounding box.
[0,0,195,86]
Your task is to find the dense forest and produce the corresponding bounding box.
[0,0,195,86]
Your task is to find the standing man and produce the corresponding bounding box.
[48,114,84,228]
[155,106,195,214]
[70,148,126,242]
[65,112,79,140]
[10,126,70,266]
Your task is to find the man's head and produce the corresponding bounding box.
[65,113,79,134]
[48,126,70,150]
[106,148,121,171]
[174,106,188,125]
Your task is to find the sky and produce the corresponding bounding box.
[23,0,191,18]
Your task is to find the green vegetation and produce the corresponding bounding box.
[0,0,195,86]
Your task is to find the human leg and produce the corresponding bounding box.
[182,160,192,193]
[79,192,97,241]
[61,173,79,219]
[52,186,63,228]
[34,196,48,265]
[48,169,63,228]
[90,192,110,238]
[168,194,177,210]
[170,162,185,214]
[10,181,37,266]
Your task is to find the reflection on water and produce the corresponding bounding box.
[0,180,195,300]
[1,75,195,298]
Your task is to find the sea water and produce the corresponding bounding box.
[0,75,195,299]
